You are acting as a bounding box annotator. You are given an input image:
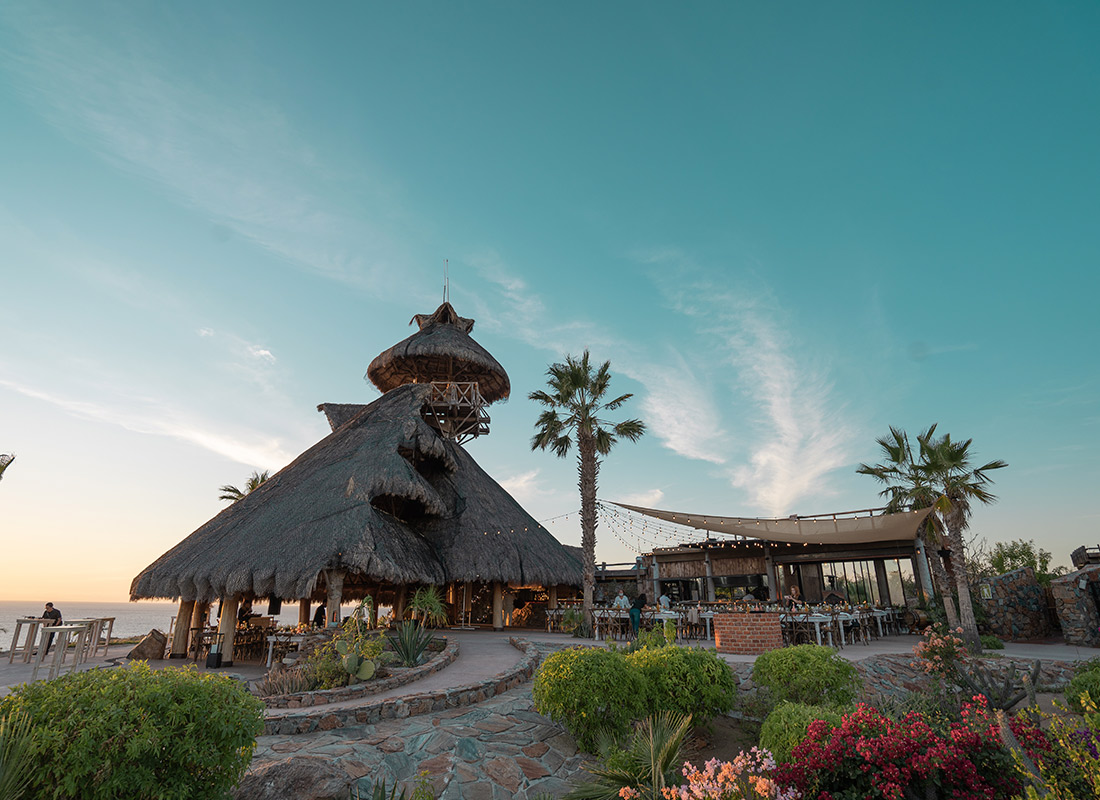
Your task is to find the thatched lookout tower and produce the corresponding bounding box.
[367,302,509,443]
[132,302,580,665]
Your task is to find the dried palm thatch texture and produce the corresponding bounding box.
[131,384,579,603]
[366,302,511,403]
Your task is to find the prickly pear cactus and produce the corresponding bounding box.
[356,659,376,681]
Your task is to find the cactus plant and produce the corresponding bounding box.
[956,659,1041,710]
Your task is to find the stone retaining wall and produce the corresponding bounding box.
[264,637,541,736]
[1051,566,1100,646]
[974,567,1053,641]
[728,653,1080,711]
[263,638,459,709]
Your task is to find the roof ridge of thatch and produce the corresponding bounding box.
[412,301,474,333]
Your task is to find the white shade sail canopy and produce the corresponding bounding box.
[609,502,933,546]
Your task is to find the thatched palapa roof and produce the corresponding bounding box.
[131,384,580,602]
[366,302,511,403]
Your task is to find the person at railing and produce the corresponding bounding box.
[629,593,648,635]
[42,602,62,655]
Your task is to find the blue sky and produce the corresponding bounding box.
[2,2,1097,601]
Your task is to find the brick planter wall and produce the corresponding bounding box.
[975,567,1053,641]
[1051,565,1100,646]
[713,612,784,655]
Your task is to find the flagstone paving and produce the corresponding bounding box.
[247,675,591,799]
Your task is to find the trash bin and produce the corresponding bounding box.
[205,634,224,668]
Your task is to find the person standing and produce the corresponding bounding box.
[658,591,671,610]
[42,602,62,655]
[612,589,630,610]
[629,593,647,636]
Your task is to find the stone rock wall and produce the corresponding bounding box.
[1051,565,1100,646]
[974,567,1053,641]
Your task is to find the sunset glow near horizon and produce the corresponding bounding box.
[2,3,1098,602]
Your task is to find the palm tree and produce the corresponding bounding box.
[530,351,645,629]
[917,426,1007,652]
[218,470,270,503]
[0,454,14,482]
[858,427,961,629]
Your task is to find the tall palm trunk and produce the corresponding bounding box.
[921,527,959,629]
[577,433,600,629]
[946,506,981,652]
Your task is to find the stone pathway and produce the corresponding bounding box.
[245,679,590,799]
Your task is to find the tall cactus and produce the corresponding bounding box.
[956,659,1041,710]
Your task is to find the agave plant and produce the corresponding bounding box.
[565,711,693,800]
[390,620,434,667]
[0,710,36,800]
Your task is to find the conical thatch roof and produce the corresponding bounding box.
[131,384,579,602]
[366,302,511,403]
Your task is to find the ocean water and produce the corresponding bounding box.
[0,600,354,641]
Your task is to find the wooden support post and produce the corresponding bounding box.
[170,599,195,658]
[492,581,504,631]
[548,585,558,610]
[191,601,209,632]
[217,596,240,667]
[652,560,661,603]
[298,599,311,627]
[326,569,345,627]
[874,560,892,605]
[763,545,778,602]
[395,585,407,621]
[703,553,716,602]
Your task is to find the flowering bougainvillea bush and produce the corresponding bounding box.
[773,697,1024,800]
[911,624,968,679]
[656,751,800,800]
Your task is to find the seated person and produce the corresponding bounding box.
[784,585,804,609]
[658,591,671,610]
[611,589,631,609]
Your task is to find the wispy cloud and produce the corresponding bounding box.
[1,6,415,294]
[642,248,856,515]
[0,378,295,470]
[618,488,665,507]
[461,250,730,466]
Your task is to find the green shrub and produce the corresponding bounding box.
[626,645,736,725]
[752,644,860,707]
[533,647,647,751]
[1065,670,1100,717]
[759,701,843,762]
[980,634,1005,650]
[0,662,264,800]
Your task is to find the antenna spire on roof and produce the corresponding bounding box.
[443,258,449,303]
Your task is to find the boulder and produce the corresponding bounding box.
[234,757,350,800]
[126,629,167,660]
